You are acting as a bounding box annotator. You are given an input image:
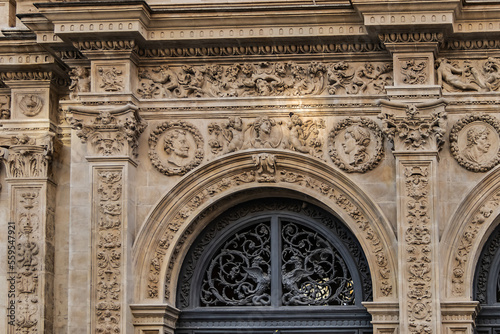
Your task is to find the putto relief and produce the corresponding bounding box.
[328,117,384,173]
[137,61,393,99]
[149,121,204,176]
[208,114,325,159]
[450,114,500,172]
[436,57,500,92]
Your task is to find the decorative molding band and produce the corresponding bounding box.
[0,71,69,87]
[379,32,444,44]
[73,40,138,53]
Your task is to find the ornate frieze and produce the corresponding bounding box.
[67,105,146,158]
[69,67,91,100]
[148,121,204,176]
[73,40,138,53]
[0,71,69,87]
[1,134,54,179]
[94,170,124,334]
[437,57,500,93]
[328,117,384,173]
[379,32,444,45]
[136,61,393,99]
[450,114,500,172]
[379,103,447,152]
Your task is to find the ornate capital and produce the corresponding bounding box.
[66,104,146,158]
[378,99,447,152]
[0,133,54,179]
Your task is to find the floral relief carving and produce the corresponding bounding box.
[94,170,123,334]
[148,121,204,176]
[137,61,393,99]
[67,108,146,158]
[379,104,447,151]
[452,190,500,296]
[19,94,43,117]
[403,166,433,333]
[450,114,500,172]
[69,66,91,100]
[15,191,41,333]
[437,57,500,92]
[401,59,427,85]
[253,153,276,182]
[208,114,325,158]
[328,117,384,173]
[98,66,124,92]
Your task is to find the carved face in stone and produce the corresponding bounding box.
[164,130,191,166]
[463,125,491,164]
[342,125,371,165]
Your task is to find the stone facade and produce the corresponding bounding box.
[2,0,500,333]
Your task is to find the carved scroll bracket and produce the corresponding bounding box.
[66,103,146,159]
[378,99,447,153]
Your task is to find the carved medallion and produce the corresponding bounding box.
[450,114,500,172]
[328,117,384,173]
[19,94,43,117]
[149,121,204,176]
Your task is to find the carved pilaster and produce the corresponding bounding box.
[441,301,479,334]
[379,99,447,334]
[130,304,180,334]
[2,134,56,334]
[363,302,399,334]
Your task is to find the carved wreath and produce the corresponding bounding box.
[450,114,500,172]
[148,121,204,176]
[328,117,384,173]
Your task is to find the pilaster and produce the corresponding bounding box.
[67,103,145,334]
[130,304,180,334]
[2,133,56,334]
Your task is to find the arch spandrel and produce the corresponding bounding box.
[132,149,398,304]
[442,167,500,300]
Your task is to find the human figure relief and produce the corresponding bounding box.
[164,129,191,167]
[342,125,371,166]
[436,58,479,91]
[462,125,491,164]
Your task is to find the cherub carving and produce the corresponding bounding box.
[69,67,90,100]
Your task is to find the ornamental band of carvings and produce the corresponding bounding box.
[148,121,204,176]
[94,171,123,333]
[437,57,500,92]
[328,117,384,173]
[147,154,393,300]
[404,166,433,333]
[137,61,393,99]
[450,114,500,172]
[67,108,146,158]
[19,94,43,117]
[452,190,500,296]
[379,104,447,151]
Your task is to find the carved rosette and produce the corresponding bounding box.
[94,170,124,334]
[328,117,384,173]
[19,94,43,117]
[148,121,204,176]
[450,114,500,172]
[67,107,146,158]
[379,104,447,152]
[403,166,433,333]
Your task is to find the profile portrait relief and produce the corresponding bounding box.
[450,115,500,172]
[149,121,204,176]
[328,118,384,173]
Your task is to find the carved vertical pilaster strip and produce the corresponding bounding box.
[4,150,56,333]
[92,167,124,334]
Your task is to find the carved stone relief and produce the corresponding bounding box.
[0,94,10,119]
[328,117,384,173]
[148,121,204,176]
[146,153,394,301]
[18,94,43,117]
[69,66,91,100]
[450,114,500,172]
[97,66,124,92]
[401,59,428,85]
[137,61,392,99]
[437,57,500,92]
[94,170,123,334]
[208,114,325,159]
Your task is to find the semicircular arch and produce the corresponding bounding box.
[132,149,398,303]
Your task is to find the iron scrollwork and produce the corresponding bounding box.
[200,223,271,306]
[281,222,354,306]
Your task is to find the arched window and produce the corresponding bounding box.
[474,221,500,333]
[176,198,373,334]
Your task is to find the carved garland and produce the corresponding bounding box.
[450,114,500,172]
[148,121,204,176]
[452,189,500,297]
[145,154,393,300]
[328,117,384,173]
[94,170,123,333]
